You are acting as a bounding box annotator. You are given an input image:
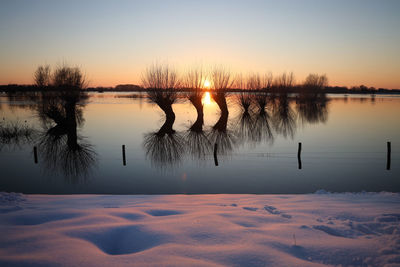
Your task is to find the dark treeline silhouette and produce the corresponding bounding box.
[1,63,399,93]
[2,83,399,94]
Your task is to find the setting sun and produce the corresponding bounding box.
[203,79,211,89]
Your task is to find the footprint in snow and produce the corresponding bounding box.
[219,203,237,207]
[242,207,258,211]
[146,209,183,216]
[264,205,292,219]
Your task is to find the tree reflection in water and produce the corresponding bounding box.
[142,64,185,169]
[0,120,36,151]
[185,91,212,161]
[208,92,236,156]
[296,93,329,125]
[144,88,330,169]
[143,91,185,169]
[234,93,255,144]
[37,90,96,182]
[252,94,274,144]
[272,94,297,139]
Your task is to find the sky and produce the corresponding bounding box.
[0,0,399,88]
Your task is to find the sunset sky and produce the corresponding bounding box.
[0,0,399,88]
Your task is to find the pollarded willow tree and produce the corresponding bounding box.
[269,72,297,139]
[141,63,180,90]
[142,63,185,169]
[234,74,253,113]
[33,64,94,181]
[249,73,273,111]
[34,64,87,91]
[52,66,87,89]
[246,73,273,91]
[182,67,213,160]
[182,67,207,131]
[34,64,88,128]
[302,73,328,93]
[296,73,329,125]
[182,66,207,119]
[208,66,236,156]
[182,67,207,91]
[273,72,295,93]
[210,66,235,114]
[34,65,51,88]
[210,66,235,91]
[141,63,180,111]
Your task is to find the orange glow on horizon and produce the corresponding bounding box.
[0,64,399,89]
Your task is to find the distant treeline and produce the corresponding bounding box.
[1,63,399,94]
[1,83,399,94]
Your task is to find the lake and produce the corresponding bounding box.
[0,92,399,194]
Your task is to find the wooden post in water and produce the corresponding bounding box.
[122,145,126,166]
[387,141,391,170]
[214,143,219,166]
[33,146,38,164]
[297,142,302,169]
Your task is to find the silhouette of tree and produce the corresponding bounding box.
[142,63,180,90]
[243,73,272,112]
[296,74,329,124]
[210,66,234,119]
[34,64,87,91]
[181,67,212,160]
[37,91,96,182]
[182,66,207,90]
[52,65,87,89]
[34,65,51,88]
[183,66,206,130]
[143,64,185,169]
[142,63,179,112]
[232,74,253,114]
[232,73,245,90]
[210,66,235,91]
[143,109,185,169]
[246,73,272,91]
[273,72,295,94]
[208,102,236,156]
[302,73,328,94]
[34,64,95,181]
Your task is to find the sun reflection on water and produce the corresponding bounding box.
[202,91,212,105]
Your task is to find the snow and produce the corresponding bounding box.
[0,192,399,266]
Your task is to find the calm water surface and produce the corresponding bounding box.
[0,92,399,194]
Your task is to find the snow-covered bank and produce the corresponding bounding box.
[0,192,399,267]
